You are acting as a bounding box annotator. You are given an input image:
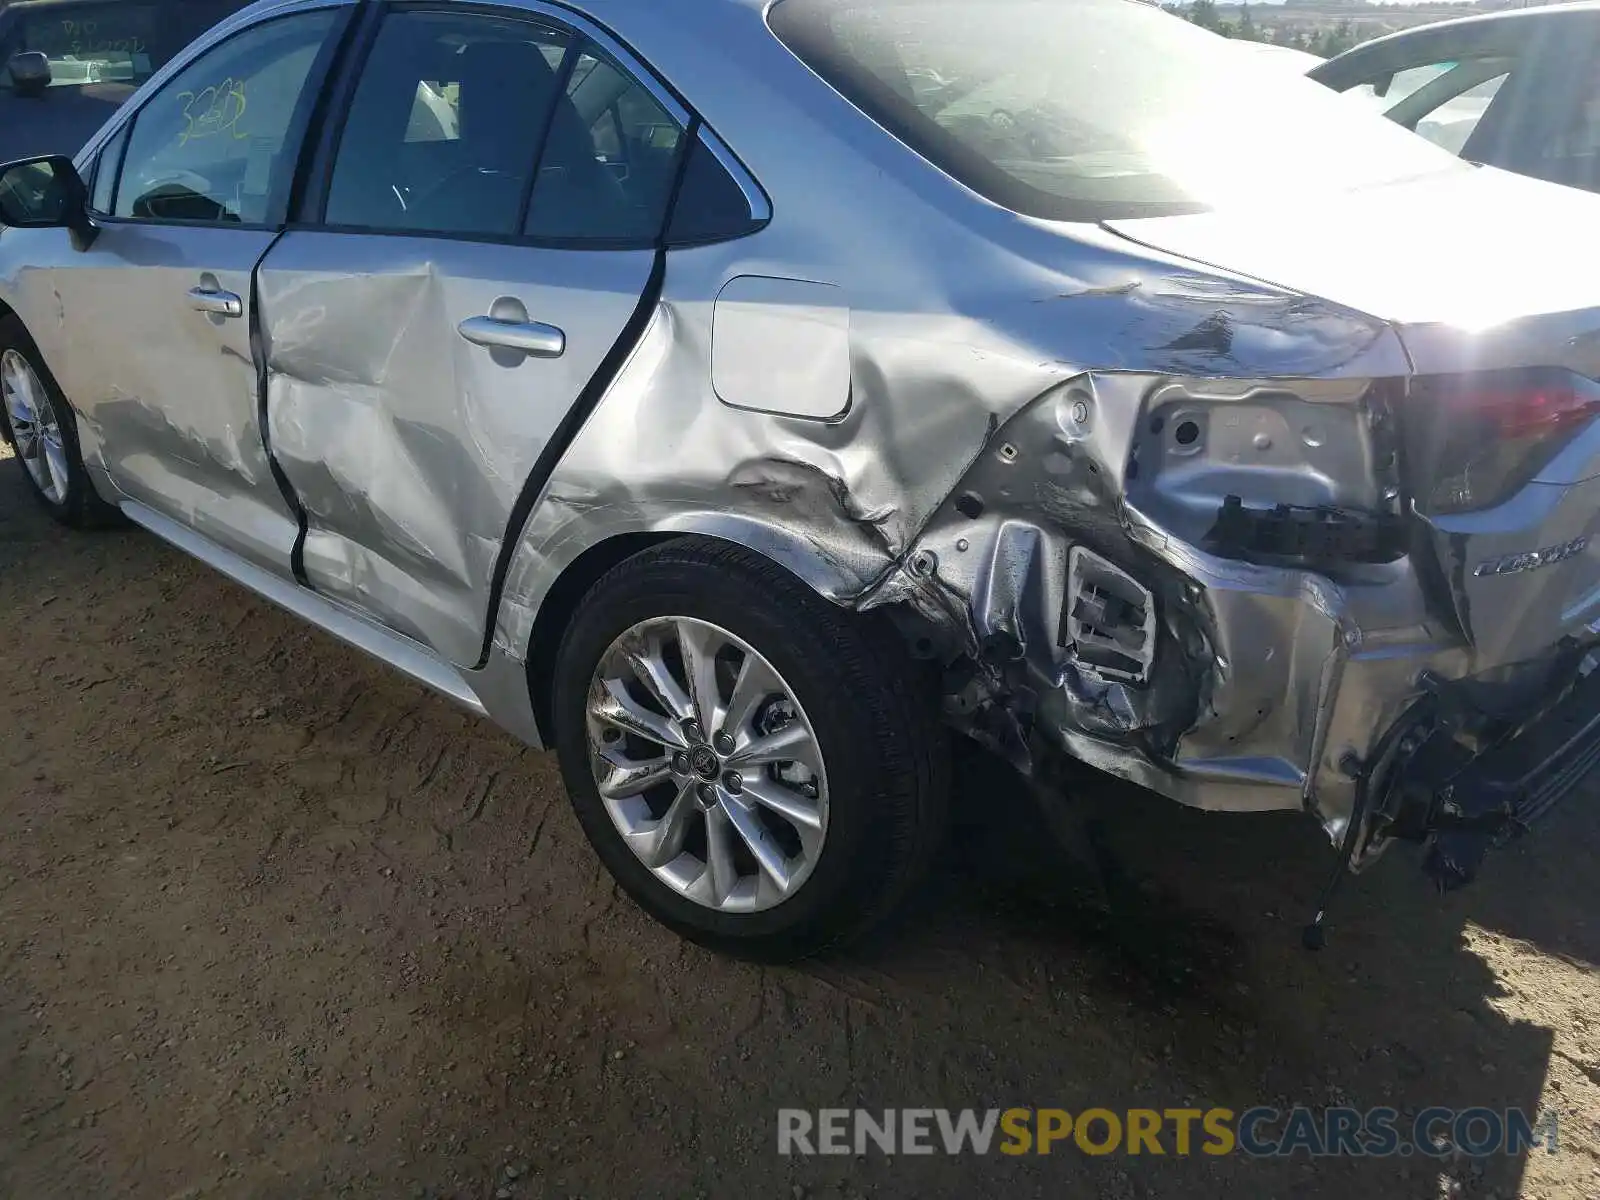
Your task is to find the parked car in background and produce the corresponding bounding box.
[0,0,247,160]
[1311,2,1600,190]
[4,0,1600,961]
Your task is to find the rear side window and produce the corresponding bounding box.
[323,13,701,247]
[665,133,765,246]
[522,48,687,243]
[770,0,1466,220]
[324,10,573,237]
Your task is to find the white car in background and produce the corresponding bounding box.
[1311,4,1600,192]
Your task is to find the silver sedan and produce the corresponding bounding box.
[3,0,1599,959]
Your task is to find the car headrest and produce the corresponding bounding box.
[456,38,560,142]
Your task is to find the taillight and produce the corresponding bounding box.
[1406,369,1600,516]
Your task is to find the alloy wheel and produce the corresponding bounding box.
[585,616,829,914]
[1,349,68,504]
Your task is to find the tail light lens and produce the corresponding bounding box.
[1406,368,1600,516]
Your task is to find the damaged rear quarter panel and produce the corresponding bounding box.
[491,192,1418,836]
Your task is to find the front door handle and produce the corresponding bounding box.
[188,286,243,318]
[457,315,565,358]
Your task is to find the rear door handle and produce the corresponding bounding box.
[457,315,566,358]
[187,286,243,318]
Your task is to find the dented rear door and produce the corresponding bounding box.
[255,7,688,666]
[255,234,656,666]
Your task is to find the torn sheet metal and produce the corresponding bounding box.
[487,209,1437,838]
[491,206,1408,648]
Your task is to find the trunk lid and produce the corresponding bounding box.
[1105,165,1600,348]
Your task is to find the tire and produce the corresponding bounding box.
[0,314,120,529]
[551,537,951,961]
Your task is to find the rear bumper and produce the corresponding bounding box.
[897,371,1600,875]
[1388,657,1600,889]
[1066,556,1600,847]
[1016,583,1600,889]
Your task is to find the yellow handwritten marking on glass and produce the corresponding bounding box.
[176,79,250,146]
[57,19,146,56]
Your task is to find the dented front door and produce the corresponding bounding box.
[49,5,344,573]
[61,226,298,569]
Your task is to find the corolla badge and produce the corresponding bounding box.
[1474,536,1590,578]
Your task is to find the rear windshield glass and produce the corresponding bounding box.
[0,0,240,89]
[769,0,1468,220]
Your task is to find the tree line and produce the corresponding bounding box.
[1162,1,1365,57]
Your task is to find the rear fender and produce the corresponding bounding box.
[491,505,884,665]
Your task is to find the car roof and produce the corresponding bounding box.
[1405,0,1600,26]
[1328,0,1600,51]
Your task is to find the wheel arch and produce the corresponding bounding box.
[525,531,678,737]
[517,514,881,738]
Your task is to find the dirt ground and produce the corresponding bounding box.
[0,444,1597,1200]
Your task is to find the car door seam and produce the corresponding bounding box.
[250,228,312,586]
[471,116,704,670]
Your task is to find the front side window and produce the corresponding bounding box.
[769,0,1468,220]
[0,0,245,91]
[88,122,131,213]
[325,11,573,236]
[112,10,337,224]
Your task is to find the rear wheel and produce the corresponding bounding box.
[551,538,950,960]
[0,315,119,528]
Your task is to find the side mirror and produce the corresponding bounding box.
[0,155,95,246]
[6,50,51,98]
